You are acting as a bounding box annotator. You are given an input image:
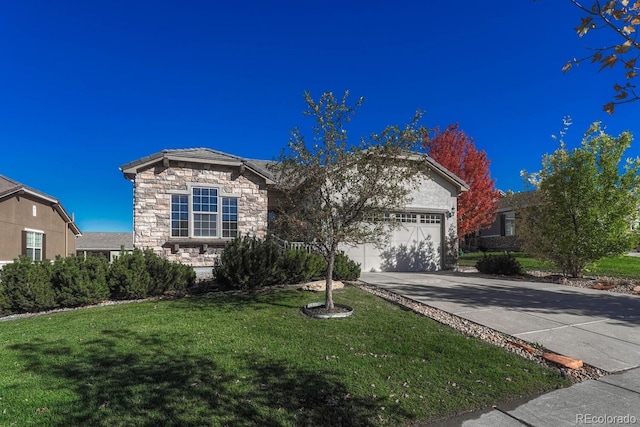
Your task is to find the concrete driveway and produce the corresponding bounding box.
[359,271,640,426]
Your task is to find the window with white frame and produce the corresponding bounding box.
[25,230,44,261]
[420,214,441,224]
[171,194,189,237]
[170,187,239,238]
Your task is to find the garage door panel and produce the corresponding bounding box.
[341,213,444,272]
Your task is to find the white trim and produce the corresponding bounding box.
[24,227,45,233]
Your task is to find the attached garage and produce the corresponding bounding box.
[341,160,468,272]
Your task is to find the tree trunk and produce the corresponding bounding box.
[325,251,335,310]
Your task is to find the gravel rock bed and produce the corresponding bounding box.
[525,270,640,295]
[354,282,609,384]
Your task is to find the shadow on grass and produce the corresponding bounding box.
[10,328,389,426]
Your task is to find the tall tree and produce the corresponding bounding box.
[423,124,500,239]
[517,122,640,277]
[271,91,428,310]
[563,0,640,113]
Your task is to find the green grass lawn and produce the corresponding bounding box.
[459,252,640,279]
[0,286,568,426]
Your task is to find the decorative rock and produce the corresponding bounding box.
[633,286,640,294]
[508,340,537,354]
[298,280,344,292]
[593,283,617,290]
[543,352,583,370]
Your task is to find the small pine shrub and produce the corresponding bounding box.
[108,249,153,299]
[0,256,55,314]
[332,251,361,281]
[476,253,523,276]
[143,249,195,295]
[214,235,284,289]
[52,255,110,307]
[279,249,325,284]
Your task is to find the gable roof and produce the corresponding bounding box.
[120,148,276,183]
[121,147,468,194]
[76,232,134,251]
[0,174,81,235]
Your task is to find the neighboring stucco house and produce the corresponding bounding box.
[120,148,468,271]
[76,232,134,262]
[0,174,81,266]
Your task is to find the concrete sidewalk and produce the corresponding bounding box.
[359,271,640,426]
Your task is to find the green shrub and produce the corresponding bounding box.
[52,255,110,307]
[279,249,325,284]
[143,249,195,295]
[476,253,524,276]
[215,236,362,289]
[332,251,361,281]
[0,256,55,314]
[108,249,153,299]
[214,235,284,289]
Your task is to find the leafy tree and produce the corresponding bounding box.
[271,91,428,310]
[564,0,640,113]
[517,122,640,277]
[423,124,501,240]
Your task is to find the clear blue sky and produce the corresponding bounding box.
[1,1,638,232]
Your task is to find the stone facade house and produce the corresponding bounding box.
[0,174,81,266]
[120,148,468,271]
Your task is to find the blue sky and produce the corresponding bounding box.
[1,1,638,232]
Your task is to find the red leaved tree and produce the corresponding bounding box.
[423,124,501,239]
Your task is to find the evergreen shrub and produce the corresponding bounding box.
[476,253,524,276]
[52,255,110,307]
[0,256,55,314]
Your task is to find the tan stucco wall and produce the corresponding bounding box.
[132,161,269,266]
[0,193,77,263]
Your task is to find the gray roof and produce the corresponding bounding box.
[120,147,468,193]
[76,232,134,251]
[120,148,277,183]
[0,174,82,235]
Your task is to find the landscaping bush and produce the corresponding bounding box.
[214,235,284,289]
[279,248,326,284]
[214,235,362,288]
[0,256,55,314]
[476,253,524,276]
[52,255,110,307]
[108,249,153,299]
[332,251,361,281]
[143,249,195,295]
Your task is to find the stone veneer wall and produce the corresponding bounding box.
[133,162,268,266]
[479,235,522,252]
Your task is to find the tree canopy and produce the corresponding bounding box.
[516,122,640,277]
[271,91,429,309]
[564,0,640,113]
[423,124,500,239]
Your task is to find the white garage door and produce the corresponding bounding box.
[342,213,443,272]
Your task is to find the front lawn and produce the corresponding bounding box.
[459,252,640,279]
[0,286,568,426]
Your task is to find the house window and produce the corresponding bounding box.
[193,187,218,237]
[170,187,239,238]
[504,213,516,236]
[25,230,44,261]
[171,195,189,237]
[222,197,238,238]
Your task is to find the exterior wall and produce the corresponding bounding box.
[132,161,268,266]
[0,193,77,264]
[479,235,522,251]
